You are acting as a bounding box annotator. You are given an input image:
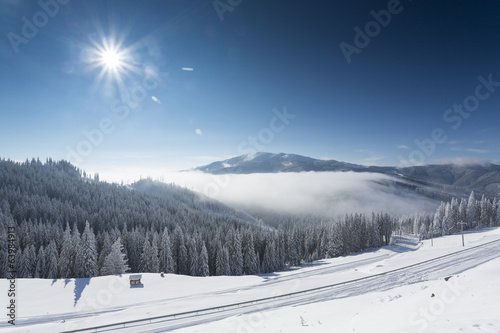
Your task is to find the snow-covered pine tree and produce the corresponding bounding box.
[229,230,243,276]
[242,232,258,275]
[277,232,286,270]
[101,238,129,275]
[45,240,59,279]
[172,226,188,275]
[97,233,113,275]
[479,195,492,228]
[34,246,46,278]
[287,228,301,266]
[449,198,460,233]
[215,244,230,276]
[466,191,478,229]
[261,239,277,273]
[197,242,210,277]
[187,235,198,276]
[58,224,74,278]
[140,236,159,273]
[151,233,160,273]
[21,245,36,278]
[442,202,453,236]
[75,221,98,278]
[123,228,143,273]
[159,228,174,274]
[459,198,468,230]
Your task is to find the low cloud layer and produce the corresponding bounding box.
[150,171,437,217]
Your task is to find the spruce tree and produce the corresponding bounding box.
[59,224,76,278]
[466,191,477,228]
[229,231,243,276]
[242,232,258,275]
[215,244,230,276]
[159,228,174,273]
[140,237,158,273]
[197,242,210,277]
[101,238,129,275]
[34,246,46,278]
[45,240,59,279]
[75,221,98,278]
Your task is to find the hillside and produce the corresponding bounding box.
[131,178,261,227]
[0,158,281,278]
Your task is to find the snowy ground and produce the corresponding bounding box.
[1,227,499,333]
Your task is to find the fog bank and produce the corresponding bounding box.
[152,171,438,217]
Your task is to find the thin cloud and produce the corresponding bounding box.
[189,155,227,162]
[125,155,154,159]
[450,147,489,153]
[435,157,492,166]
[182,67,194,71]
[363,156,386,162]
[195,128,203,135]
[151,96,161,104]
[397,145,410,149]
[359,155,386,166]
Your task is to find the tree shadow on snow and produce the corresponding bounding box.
[259,272,279,280]
[64,278,72,287]
[73,278,91,306]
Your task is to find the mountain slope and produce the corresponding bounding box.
[193,152,392,174]
[398,163,500,195]
[131,178,262,227]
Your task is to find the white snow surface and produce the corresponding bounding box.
[1,227,500,333]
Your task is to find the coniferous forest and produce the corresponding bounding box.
[0,158,498,279]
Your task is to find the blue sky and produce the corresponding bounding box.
[1,0,499,181]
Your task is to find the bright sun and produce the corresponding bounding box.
[100,49,123,70]
[83,36,137,87]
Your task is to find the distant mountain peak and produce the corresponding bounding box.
[191,152,500,196]
[193,152,366,174]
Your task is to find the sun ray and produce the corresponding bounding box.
[81,34,140,94]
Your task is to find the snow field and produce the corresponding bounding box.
[0,227,499,332]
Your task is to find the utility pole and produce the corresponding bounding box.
[459,221,466,247]
[430,220,433,247]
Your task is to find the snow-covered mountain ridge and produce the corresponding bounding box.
[193,152,500,197]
